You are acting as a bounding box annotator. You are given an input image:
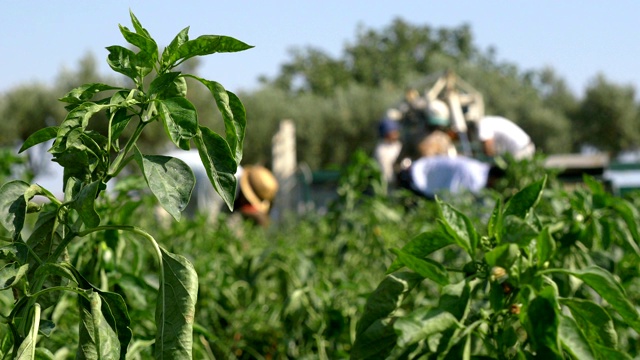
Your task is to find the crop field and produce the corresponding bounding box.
[3,151,640,359]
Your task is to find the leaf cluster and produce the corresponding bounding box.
[0,11,251,358]
[352,173,640,359]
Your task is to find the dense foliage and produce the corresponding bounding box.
[3,146,640,358]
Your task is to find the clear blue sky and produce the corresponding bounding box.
[3,1,639,97]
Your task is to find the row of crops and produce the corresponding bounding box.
[2,151,639,358]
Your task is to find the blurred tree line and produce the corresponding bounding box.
[2,18,639,171]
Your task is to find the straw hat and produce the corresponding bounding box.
[239,165,279,214]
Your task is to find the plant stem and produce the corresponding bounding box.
[107,120,146,180]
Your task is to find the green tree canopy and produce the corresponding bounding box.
[573,75,640,154]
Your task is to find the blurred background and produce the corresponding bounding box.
[2,0,639,187]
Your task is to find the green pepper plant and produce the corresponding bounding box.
[0,11,251,359]
[352,174,640,359]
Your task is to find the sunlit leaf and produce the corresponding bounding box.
[157,97,198,150]
[526,287,562,357]
[193,127,237,210]
[0,180,30,236]
[69,181,101,228]
[59,83,121,104]
[19,127,58,153]
[607,199,640,257]
[559,314,596,360]
[0,263,29,290]
[352,272,423,359]
[106,45,139,80]
[77,291,120,359]
[387,230,455,274]
[436,199,477,255]
[395,308,460,347]
[188,77,246,163]
[562,266,640,333]
[14,303,40,359]
[149,73,187,99]
[503,175,546,219]
[537,226,556,266]
[485,243,519,269]
[134,149,195,222]
[390,248,449,286]
[155,248,198,359]
[560,298,617,348]
[160,27,189,71]
[163,35,253,69]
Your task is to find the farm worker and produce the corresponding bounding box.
[397,155,503,200]
[234,165,279,228]
[418,130,454,158]
[373,110,402,186]
[475,116,535,160]
[417,99,458,158]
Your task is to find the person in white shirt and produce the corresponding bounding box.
[476,116,535,160]
[407,155,492,199]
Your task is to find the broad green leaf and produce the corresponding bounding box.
[26,210,60,264]
[352,272,423,359]
[118,24,158,64]
[438,280,472,320]
[164,35,253,69]
[161,27,190,71]
[188,77,246,163]
[149,72,187,99]
[592,343,633,360]
[155,248,198,359]
[134,149,195,222]
[109,108,133,144]
[607,199,640,257]
[583,174,605,195]
[526,287,561,357]
[562,266,640,333]
[0,180,30,236]
[69,181,101,228]
[390,248,449,286]
[53,263,132,356]
[560,298,617,347]
[59,83,121,104]
[536,226,556,266]
[501,215,538,247]
[0,263,29,290]
[394,308,460,347]
[15,303,40,360]
[34,348,55,359]
[436,199,477,254]
[128,10,151,38]
[77,291,120,360]
[387,230,455,273]
[194,127,238,210]
[559,314,596,360]
[503,176,546,219]
[0,242,28,263]
[487,198,503,241]
[52,103,109,153]
[19,127,58,153]
[106,45,139,81]
[157,97,198,150]
[349,318,398,360]
[355,272,424,336]
[484,243,519,269]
